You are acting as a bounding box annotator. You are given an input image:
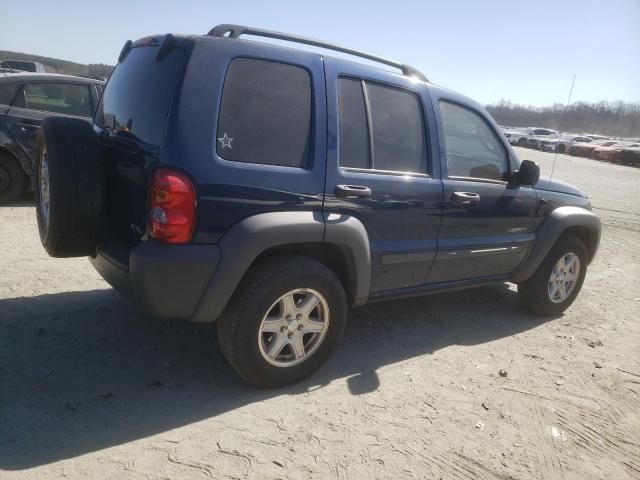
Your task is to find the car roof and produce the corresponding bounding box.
[0,72,104,84]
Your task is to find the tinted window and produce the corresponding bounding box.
[439,101,508,181]
[217,58,312,168]
[17,83,92,117]
[95,45,184,145]
[0,82,20,105]
[338,78,370,169]
[337,78,427,173]
[0,60,37,72]
[367,82,427,173]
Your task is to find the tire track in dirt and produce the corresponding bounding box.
[510,341,565,480]
[551,407,640,476]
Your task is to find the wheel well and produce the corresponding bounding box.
[252,243,357,303]
[561,226,597,262]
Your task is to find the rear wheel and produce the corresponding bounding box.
[556,144,565,153]
[0,153,27,204]
[217,255,347,388]
[518,235,588,316]
[518,137,527,146]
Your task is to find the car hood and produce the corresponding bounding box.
[535,177,587,198]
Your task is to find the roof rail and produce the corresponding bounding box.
[207,24,428,83]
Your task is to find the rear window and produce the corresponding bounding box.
[95,45,184,145]
[217,58,312,168]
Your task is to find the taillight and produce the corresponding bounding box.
[148,168,196,244]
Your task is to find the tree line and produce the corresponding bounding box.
[486,100,640,138]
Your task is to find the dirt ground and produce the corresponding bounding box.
[1,147,639,479]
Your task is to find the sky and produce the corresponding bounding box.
[1,0,639,106]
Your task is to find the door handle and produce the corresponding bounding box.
[451,191,481,204]
[335,184,372,199]
[17,120,41,131]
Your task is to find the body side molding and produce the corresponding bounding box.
[511,206,601,283]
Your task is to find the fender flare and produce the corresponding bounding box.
[511,206,601,283]
[191,211,372,322]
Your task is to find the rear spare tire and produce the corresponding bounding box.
[35,117,103,257]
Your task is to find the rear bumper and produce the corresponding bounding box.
[90,240,221,320]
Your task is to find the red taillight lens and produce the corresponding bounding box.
[148,168,196,244]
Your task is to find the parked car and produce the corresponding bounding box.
[568,139,617,157]
[0,60,46,73]
[34,25,601,387]
[502,128,528,145]
[540,134,594,153]
[0,72,104,203]
[583,134,610,141]
[591,142,640,162]
[617,147,640,166]
[508,127,558,148]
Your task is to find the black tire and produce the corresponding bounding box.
[556,144,565,153]
[518,137,527,146]
[0,152,27,204]
[217,255,348,388]
[35,117,103,257]
[518,235,588,317]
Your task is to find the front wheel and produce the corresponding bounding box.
[518,235,588,316]
[217,255,348,388]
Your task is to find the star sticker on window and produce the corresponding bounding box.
[218,132,234,149]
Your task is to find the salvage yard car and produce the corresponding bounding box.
[0,59,46,73]
[540,134,594,153]
[33,25,601,387]
[0,72,103,203]
[568,139,617,157]
[616,146,640,166]
[591,142,640,162]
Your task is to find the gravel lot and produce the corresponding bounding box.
[1,148,639,479]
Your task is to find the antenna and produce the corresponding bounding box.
[546,74,576,194]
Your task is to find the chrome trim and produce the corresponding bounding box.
[341,167,430,178]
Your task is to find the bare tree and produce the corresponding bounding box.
[486,100,640,138]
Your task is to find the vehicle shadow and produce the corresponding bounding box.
[0,284,549,470]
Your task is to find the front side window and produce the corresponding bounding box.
[217,58,312,168]
[338,78,427,174]
[16,83,92,117]
[439,101,508,181]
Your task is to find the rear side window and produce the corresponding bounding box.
[217,58,312,168]
[95,45,184,145]
[439,101,508,181]
[16,83,92,117]
[0,82,20,106]
[338,78,427,174]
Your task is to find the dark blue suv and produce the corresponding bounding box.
[34,25,600,387]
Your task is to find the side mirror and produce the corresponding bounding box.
[517,160,540,186]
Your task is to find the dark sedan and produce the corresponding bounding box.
[0,72,103,203]
[617,147,640,166]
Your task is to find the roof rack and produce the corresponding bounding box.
[207,24,428,83]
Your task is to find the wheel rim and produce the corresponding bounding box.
[39,148,50,230]
[548,253,580,303]
[0,165,10,194]
[258,288,330,368]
